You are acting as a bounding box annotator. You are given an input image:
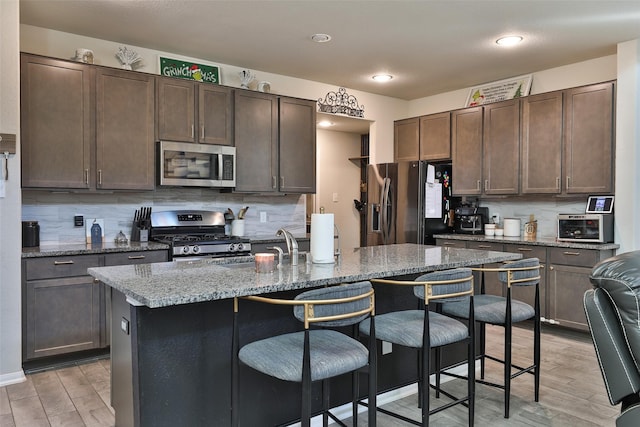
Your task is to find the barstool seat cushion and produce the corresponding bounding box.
[442,294,534,324]
[360,310,468,348]
[239,329,368,382]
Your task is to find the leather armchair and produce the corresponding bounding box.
[584,250,640,427]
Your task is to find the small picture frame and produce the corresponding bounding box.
[465,74,532,107]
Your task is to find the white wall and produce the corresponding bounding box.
[0,0,25,385]
[315,129,362,250]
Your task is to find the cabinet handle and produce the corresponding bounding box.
[517,248,533,252]
[191,125,194,139]
[476,180,481,191]
[272,176,277,189]
[556,177,560,189]
[128,255,146,260]
[54,260,75,265]
[563,251,581,256]
[477,245,492,249]
[98,170,102,186]
[484,180,489,191]
[280,176,285,188]
[201,126,205,139]
[549,266,554,270]
[566,176,570,189]
[84,169,89,185]
[442,242,457,246]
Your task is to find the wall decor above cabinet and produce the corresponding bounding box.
[21,53,155,191]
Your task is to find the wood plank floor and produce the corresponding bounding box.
[0,325,619,426]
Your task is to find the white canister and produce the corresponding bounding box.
[503,218,521,237]
[231,219,245,237]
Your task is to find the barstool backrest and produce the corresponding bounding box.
[293,281,374,328]
[497,258,541,287]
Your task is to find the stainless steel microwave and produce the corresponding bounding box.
[557,213,614,243]
[158,141,235,188]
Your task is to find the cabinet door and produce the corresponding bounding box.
[504,244,547,319]
[521,91,563,194]
[563,82,614,194]
[451,107,483,195]
[420,112,451,161]
[21,54,92,189]
[482,99,520,195]
[199,85,233,145]
[234,90,278,193]
[157,77,196,142]
[394,117,419,161]
[279,97,316,193]
[25,276,102,359]
[548,264,591,331]
[467,241,504,296]
[96,68,155,190]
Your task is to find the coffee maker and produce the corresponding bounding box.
[454,204,489,235]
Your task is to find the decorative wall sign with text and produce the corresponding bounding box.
[158,56,220,84]
[317,87,365,118]
[465,74,532,107]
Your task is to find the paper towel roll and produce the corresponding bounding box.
[503,218,521,237]
[311,213,335,264]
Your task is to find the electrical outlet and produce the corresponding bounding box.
[260,211,267,223]
[382,341,392,355]
[332,192,339,202]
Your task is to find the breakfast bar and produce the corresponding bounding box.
[88,243,521,427]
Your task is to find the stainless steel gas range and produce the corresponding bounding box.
[150,210,251,260]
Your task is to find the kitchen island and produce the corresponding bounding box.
[88,243,521,427]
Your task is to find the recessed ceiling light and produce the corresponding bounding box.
[496,36,523,46]
[311,33,332,43]
[317,120,334,127]
[372,74,393,82]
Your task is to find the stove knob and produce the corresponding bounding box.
[228,243,236,252]
[191,245,201,255]
[181,246,190,255]
[236,243,244,251]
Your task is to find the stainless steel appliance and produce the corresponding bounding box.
[158,141,236,188]
[150,210,251,260]
[454,205,489,235]
[366,161,459,246]
[557,214,614,243]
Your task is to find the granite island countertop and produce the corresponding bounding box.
[88,243,521,308]
[433,234,619,250]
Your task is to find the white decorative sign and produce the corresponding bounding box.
[465,74,532,107]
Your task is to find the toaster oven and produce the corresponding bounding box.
[557,214,614,243]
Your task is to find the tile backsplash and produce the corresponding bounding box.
[22,189,307,245]
[479,197,588,238]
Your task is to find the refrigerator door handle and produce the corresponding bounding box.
[381,177,392,244]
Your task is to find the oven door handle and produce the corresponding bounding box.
[218,154,224,181]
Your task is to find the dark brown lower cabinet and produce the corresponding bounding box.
[22,250,168,363]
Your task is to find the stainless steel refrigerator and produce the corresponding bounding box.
[366,161,458,246]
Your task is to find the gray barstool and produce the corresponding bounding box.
[440,257,541,418]
[359,268,475,427]
[231,281,376,427]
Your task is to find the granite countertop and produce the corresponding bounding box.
[21,236,311,258]
[21,241,170,258]
[88,243,521,308]
[433,234,619,250]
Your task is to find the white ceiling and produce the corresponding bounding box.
[19,0,640,133]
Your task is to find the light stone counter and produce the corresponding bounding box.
[21,241,170,258]
[434,234,619,250]
[88,243,521,308]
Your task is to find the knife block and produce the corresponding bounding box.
[130,223,148,242]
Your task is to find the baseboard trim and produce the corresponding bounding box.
[0,369,26,387]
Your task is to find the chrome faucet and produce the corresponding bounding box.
[276,228,298,265]
[334,224,341,259]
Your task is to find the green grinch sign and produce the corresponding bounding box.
[159,56,220,84]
